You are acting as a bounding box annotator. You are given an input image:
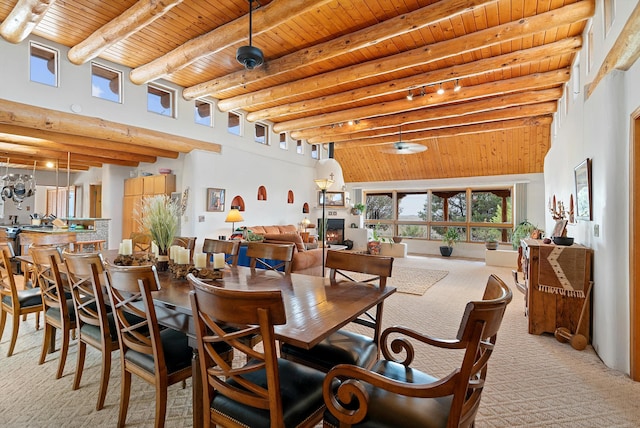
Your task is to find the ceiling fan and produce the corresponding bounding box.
[236,0,264,70]
[380,126,427,155]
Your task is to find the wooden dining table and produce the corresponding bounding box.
[20,250,396,427]
[100,251,396,427]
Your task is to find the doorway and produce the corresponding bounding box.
[631,111,640,380]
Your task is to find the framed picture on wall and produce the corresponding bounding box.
[574,158,592,221]
[318,191,345,207]
[206,188,225,212]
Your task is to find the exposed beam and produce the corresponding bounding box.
[0,0,55,44]
[291,88,563,140]
[274,69,570,133]
[183,0,496,100]
[0,155,90,171]
[0,99,220,153]
[587,1,640,98]
[249,37,580,123]
[217,1,594,112]
[68,0,184,65]
[308,103,558,144]
[336,116,553,148]
[0,142,138,167]
[129,0,332,85]
[0,123,178,159]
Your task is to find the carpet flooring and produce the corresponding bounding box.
[2,255,640,427]
[348,266,448,295]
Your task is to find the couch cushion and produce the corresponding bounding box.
[263,233,305,252]
[262,226,280,234]
[277,225,298,234]
[250,226,266,234]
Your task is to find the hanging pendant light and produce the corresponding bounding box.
[236,0,264,70]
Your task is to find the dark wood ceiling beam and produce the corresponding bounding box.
[307,103,558,144]
[0,99,220,153]
[291,88,563,140]
[68,0,184,65]
[0,142,136,167]
[183,0,496,100]
[587,1,640,98]
[336,116,553,148]
[0,0,55,43]
[250,37,580,123]
[0,125,158,163]
[217,1,594,112]
[129,0,332,85]
[276,69,569,133]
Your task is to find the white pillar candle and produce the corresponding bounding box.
[180,247,191,265]
[194,252,207,269]
[118,242,124,255]
[151,241,159,257]
[122,239,133,255]
[169,245,179,261]
[213,253,225,269]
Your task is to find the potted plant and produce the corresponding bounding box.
[512,220,542,250]
[485,238,499,250]
[138,194,180,270]
[351,203,366,215]
[440,227,460,257]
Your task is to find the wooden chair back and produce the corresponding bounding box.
[326,250,394,287]
[172,236,197,259]
[130,232,152,252]
[30,245,66,314]
[0,242,20,308]
[246,242,295,274]
[202,238,240,267]
[188,273,289,426]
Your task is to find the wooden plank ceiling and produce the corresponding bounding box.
[0,0,594,180]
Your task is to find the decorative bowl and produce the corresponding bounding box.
[552,236,574,246]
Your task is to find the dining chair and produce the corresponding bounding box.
[104,262,219,428]
[63,250,118,410]
[130,232,153,252]
[246,241,295,274]
[31,245,76,379]
[322,274,513,428]
[188,273,326,428]
[0,242,42,357]
[202,238,240,267]
[172,236,197,259]
[281,250,394,371]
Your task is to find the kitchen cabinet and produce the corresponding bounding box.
[122,174,175,239]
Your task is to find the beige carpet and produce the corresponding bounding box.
[348,267,448,295]
[2,255,640,427]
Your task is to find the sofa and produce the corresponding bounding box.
[247,225,324,276]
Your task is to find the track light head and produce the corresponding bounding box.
[437,83,445,95]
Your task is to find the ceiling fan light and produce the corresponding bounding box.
[437,83,445,95]
[236,45,264,69]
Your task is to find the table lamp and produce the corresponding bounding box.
[225,206,244,233]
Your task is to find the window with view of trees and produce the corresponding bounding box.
[363,188,513,244]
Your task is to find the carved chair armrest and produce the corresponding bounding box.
[379,325,464,366]
[323,363,458,426]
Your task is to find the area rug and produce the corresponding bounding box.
[348,267,448,296]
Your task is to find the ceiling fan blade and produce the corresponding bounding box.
[380,142,427,154]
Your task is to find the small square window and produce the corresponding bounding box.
[30,42,58,87]
[311,144,319,159]
[195,100,213,126]
[147,84,175,117]
[228,112,241,135]
[91,63,122,103]
[279,133,288,150]
[296,140,304,155]
[255,123,268,145]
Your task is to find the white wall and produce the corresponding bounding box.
[544,1,640,373]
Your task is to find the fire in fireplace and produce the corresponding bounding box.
[319,218,345,245]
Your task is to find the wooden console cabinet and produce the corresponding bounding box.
[521,239,593,339]
[122,174,176,239]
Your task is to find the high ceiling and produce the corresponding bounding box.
[0,0,595,181]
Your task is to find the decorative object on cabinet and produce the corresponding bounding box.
[519,239,592,344]
[225,206,244,233]
[257,185,267,201]
[574,158,592,220]
[318,190,344,207]
[206,188,225,212]
[551,219,568,238]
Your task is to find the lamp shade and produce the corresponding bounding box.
[225,208,244,223]
[314,178,334,191]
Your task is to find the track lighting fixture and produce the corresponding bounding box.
[454,79,461,92]
[406,89,413,101]
[437,83,445,95]
[420,86,426,97]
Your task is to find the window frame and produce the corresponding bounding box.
[29,42,59,87]
[194,99,214,127]
[227,111,242,136]
[254,122,269,145]
[91,62,122,103]
[147,83,176,118]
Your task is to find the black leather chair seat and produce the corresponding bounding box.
[80,310,143,343]
[281,330,377,371]
[212,358,325,428]
[323,360,453,428]
[2,287,42,308]
[45,299,76,323]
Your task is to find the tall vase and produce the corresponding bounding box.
[156,248,169,272]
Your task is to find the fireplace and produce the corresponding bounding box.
[320,218,345,245]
